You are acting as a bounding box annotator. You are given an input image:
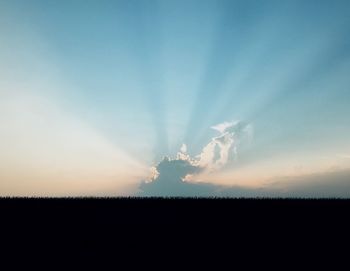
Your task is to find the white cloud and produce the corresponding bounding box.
[140,120,253,196]
[197,141,218,169]
[180,143,187,153]
[196,121,252,171]
[211,121,236,133]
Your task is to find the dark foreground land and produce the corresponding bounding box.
[2,197,350,226]
[1,198,349,262]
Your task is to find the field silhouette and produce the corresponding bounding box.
[1,197,349,262]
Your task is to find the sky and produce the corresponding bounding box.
[0,0,350,197]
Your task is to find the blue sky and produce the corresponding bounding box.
[1,0,350,196]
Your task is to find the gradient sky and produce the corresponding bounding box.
[1,0,350,196]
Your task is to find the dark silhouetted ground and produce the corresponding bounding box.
[1,198,349,265]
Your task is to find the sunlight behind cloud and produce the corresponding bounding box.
[1,0,350,197]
